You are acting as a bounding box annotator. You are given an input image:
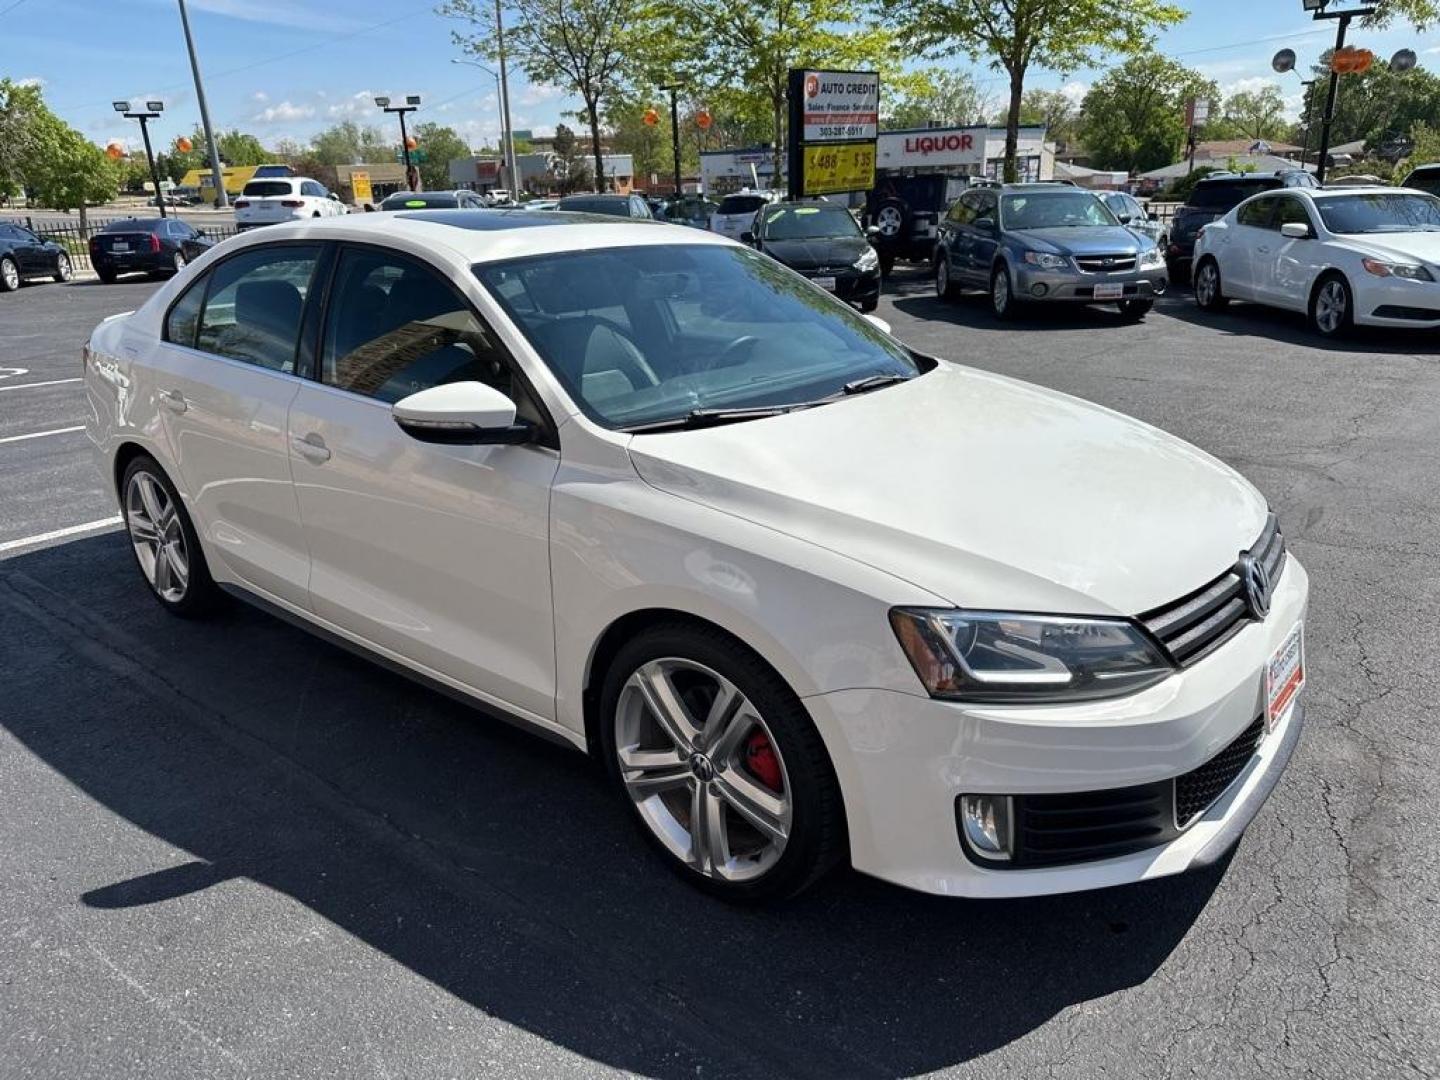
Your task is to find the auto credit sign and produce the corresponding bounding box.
[801,71,880,142]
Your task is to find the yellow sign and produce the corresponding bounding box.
[802,141,875,196]
[351,170,373,205]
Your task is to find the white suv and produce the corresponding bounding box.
[710,191,779,240]
[234,177,346,230]
[83,212,1308,902]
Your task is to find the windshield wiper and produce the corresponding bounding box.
[841,372,913,395]
[621,404,809,433]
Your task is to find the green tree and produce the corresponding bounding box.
[1362,0,1438,27]
[549,122,592,193]
[215,130,273,166]
[883,67,994,129]
[1407,120,1440,167]
[879,0,1186,181]
[1079,54,1216,173]
[28,112,119,224]
[0,78,45,199]
[1298,63,1440,150]
[1016,87,1080,147]
[1221,85,1288,142]
[310,121,395,166]
[444,0,642,192]
[410,122,472,189]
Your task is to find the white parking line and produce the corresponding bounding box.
[0,425,85,445]
[0,378,82,392]
[0,517,123,555]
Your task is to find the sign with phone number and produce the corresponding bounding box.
[802,142,876,196]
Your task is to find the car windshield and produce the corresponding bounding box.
[558,198,628,217]
[718,195,767,215]
[243,181,295,197]
[758,205,861,240]
[477,244,919,430]
[383,193,458,209]
[1315,192,1440,234]
[1189,180,1274,210]
[1404,170,1440,197]
[1000,191,1117,229]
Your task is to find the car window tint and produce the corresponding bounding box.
[321,247,525,409]
[1237,197,1276,228]
[195,245,319,373]
[243,181,295,197]
[166,276,206,348]
[1274,197,1312,229]
[0,224,15,239]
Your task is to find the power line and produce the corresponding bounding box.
[0,0,34,18]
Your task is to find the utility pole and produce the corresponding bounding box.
[114,100,167,217]
[661,82,684,198]
[375,95,422,187]
[1305,1,1375,184]
[177,0,228,208]
[495,0,518,196]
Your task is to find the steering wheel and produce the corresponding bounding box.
[703,335,761,371]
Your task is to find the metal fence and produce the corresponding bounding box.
[1,215,240,273]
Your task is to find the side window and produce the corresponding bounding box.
[1237,197,1276,229]
[1274,197,1313,230]
[301,181,323,198]
[975,193,998,225]
[321,247,527,411]
[0,224,15,240]
[947,196,975,225]
[165,275,206,348]
[195,245,320,372]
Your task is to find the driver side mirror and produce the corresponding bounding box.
[1117,213,1133,224]
[974,217,997,235]
[740,230,756,245]
[392,381,534,445]
[1280,221,1312,239]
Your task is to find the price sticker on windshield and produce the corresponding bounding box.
[802,142,876,197]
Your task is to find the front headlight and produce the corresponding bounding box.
[1140,246,1165,267]
[890,608,1174,703]
[855,246,880,271]
[1022,250,1068,270]
[1361,257,1434,281]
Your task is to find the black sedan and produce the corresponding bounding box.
[745,202,882,312]
[0,221,72,291]
[90,218,215,284]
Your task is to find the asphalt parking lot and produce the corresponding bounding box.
[2,269,1437,1079]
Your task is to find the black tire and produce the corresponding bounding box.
[171,251,186,275]
[878,252,896,276]
[858,298,878,313]
[1118,298,1153,320]
[990,263,1021,320]
[872,197,910,246]
[1310,272,1355,339]
[598,622,847,903]
[935,252,959,302]
[0,256,18,292]
[98,269,118,285]
[1166,259,1189,286]
[53,253,72,283]
[119,454,222,618]
[1193,257,1228,311]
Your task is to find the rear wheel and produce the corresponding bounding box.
[1193,258,1227,311]
[121,455,220,617]
[0,256,18,292]
[600,623,846,902]
[1311,273,1354,338]
[54,253,72,283]
[98,269,118,284]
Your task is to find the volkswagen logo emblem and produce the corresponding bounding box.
[1238,554,1272,619]
[688,752,716,783]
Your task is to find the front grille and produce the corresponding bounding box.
[1175,717,1264,826]
[1075,254,1136,273]
[963,714,1266,868]
[1140,514,1286,667]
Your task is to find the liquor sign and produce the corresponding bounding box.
[876,127,986,170]
[802,142,876,197]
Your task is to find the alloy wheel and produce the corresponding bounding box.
[56,254,72,281]
[1196,264,1217,307]
[614,658,792,882]
[173,252,187,273]
[126,471,190,603]
[936,258,949,298]
[876,206,903,238]
[1315,280,1347,334]
[1,258,17,291]
[992,269,1010,314]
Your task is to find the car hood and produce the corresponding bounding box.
[626,364,1267,616]
[1339,231,1440,265]
[760,235,870,270]
[1008,226,1146,255]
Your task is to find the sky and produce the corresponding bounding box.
[0,0,1436,156]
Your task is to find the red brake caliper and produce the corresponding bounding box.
[744,730,783,792]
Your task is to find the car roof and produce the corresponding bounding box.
[558,193,630,202]
[220,209,730,264]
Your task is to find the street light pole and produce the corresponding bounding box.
[114,100,167,218]
[176,0,228,208]
[494,0,518,197]
[375,95,422,187]
[661,82,683,198]
[451,57,510,192]
[1305,1,1376,184]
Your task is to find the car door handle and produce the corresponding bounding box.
[158,388,187,413]
[1256,246,1270,254]
[291,432,331,464]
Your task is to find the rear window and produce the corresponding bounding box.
[382,193,459,209]
[99,219,163,233]
[1188,179,1278,210]
[718,195,767,215]
[243,181,295,197]
[1405,168,1440,196]
[557,197,628,216]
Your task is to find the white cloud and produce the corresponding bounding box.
[516,83,566,107]
[17,76,46,89]
[254,101,316,123]
[181,0,365,33]
[251,90,269,103]
[1222,76,1283,97]
[1058,80,1088,106]
[326,90,381,120]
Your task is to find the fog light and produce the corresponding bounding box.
[959,795,1013,861]
[1030,283,1048,298]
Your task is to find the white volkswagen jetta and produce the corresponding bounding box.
[1193,186,1440,337]
[84,211,1308,901]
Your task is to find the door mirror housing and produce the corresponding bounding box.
[1280,221,1312,239]
[863,313,892,336]
[1117,213,1133,225]
[740,230,756,245]
[392,381,533,445]
[974,217,997,235]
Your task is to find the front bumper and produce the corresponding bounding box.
[800,267,881,306]
[805,554,1309,897]
[1013,262,1168,303]
[1355,277,1440,329]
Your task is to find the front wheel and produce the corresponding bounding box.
[600,623,846,902]
[858,297,878,313]
[0,256,18,292]
[54,253,72,283]
[1118,298,1153,321]
[121,455,221,617]
[1193,258,1228,311]
[935,255,959,302]
[1311,274,1354,338]
[171,251,187,274]
[990,265,1020,320]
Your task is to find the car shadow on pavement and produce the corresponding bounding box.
[1157,296,1439,356]
[886,273,1175,334]
[0,535,1228,1078]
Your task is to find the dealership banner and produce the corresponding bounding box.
[799,71,879,142]
[787,68,880,200]
[801,142,876,196]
